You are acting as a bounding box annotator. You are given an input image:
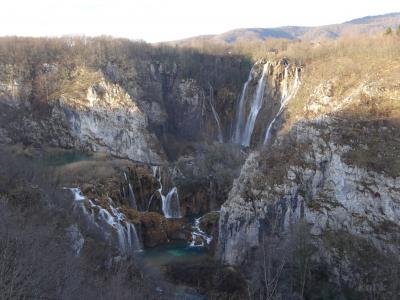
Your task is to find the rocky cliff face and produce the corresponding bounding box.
[2,37,399,296]
[0,39,250,163]
[89,47,250,148]
[217,73,400,295]
[232,58,301,147]
[139,58,248,148]
[0,68,164,164]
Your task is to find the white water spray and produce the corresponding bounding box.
[233,67,254,143]
[68,188,142,254]
[263,67,301,145]
[208,83,223,143]
[241,62,270,147]
[124,172,138,209]
[151,166,182,218]
[190,216,213,247]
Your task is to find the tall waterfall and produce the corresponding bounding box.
[152,166,182,218]
[263,67,301,145]
[241,62,270,147]
[208,83,223,143]
[68,188,142,255]
[232,67,254,143]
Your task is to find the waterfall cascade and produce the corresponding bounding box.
[190,216,213,247]
[208,83,223,143]
[232,66,254,144]
[233,61,301,147]
[241,62,270,147]
[124,172,138,210]
[263,67,301,145]
[68,188,142,255]
[151,166,182,218]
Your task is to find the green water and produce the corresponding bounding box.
[136,213,213,299]
[141,241,207,268]
[141,242,208,299]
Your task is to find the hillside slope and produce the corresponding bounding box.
[173,12,400,45]
[0,34,400,299]
[217,37,400,298]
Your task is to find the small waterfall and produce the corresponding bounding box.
[208,83,223,143]
[151,166,182,218]
[146,166,159,211]
[263,67,301,145]
[128,183,138,210]
[163,187,181,218]
[67,188,142,254]
[124,172,138,210]
[241,62,270,147]
[151,165,158,178]
[66,225,84,255]
[69,187,85,201]
[232,66,254,143]
[125,223,141,254]
[263,117,277,146]
[190,216,213,247]
[280,66,290,102]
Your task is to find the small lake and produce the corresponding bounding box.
[140,241,209,299]
[141,241,208,268]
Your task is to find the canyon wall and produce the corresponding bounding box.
[217,75,400,295]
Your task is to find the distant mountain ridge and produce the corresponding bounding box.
[172,12,400,45]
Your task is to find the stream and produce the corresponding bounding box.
[37,150,214,298]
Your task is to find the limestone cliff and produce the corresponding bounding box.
[217,70,400,295]
[0,68,163,164]
[0,38,250,163]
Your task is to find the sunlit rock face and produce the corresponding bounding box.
[55,78,163,164]
[217,117,400,293]
[0,69,164,164]
[0,53,249,160]
[218,66,400,295]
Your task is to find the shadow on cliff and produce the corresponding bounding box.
[0,36,254,162]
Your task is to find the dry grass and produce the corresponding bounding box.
[181,35,400,132]
[333,118,400,177]
[250,36,400,176]
[51,67,102,101]
[56,158,133,185]
[282,36,400,65]
[277,36,400,129]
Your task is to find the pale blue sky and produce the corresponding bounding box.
[0,0,398,42]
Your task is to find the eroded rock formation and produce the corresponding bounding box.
[217,76,400,295]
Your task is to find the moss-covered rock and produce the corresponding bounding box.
[138,212,190,248]
[199,211,219,235]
